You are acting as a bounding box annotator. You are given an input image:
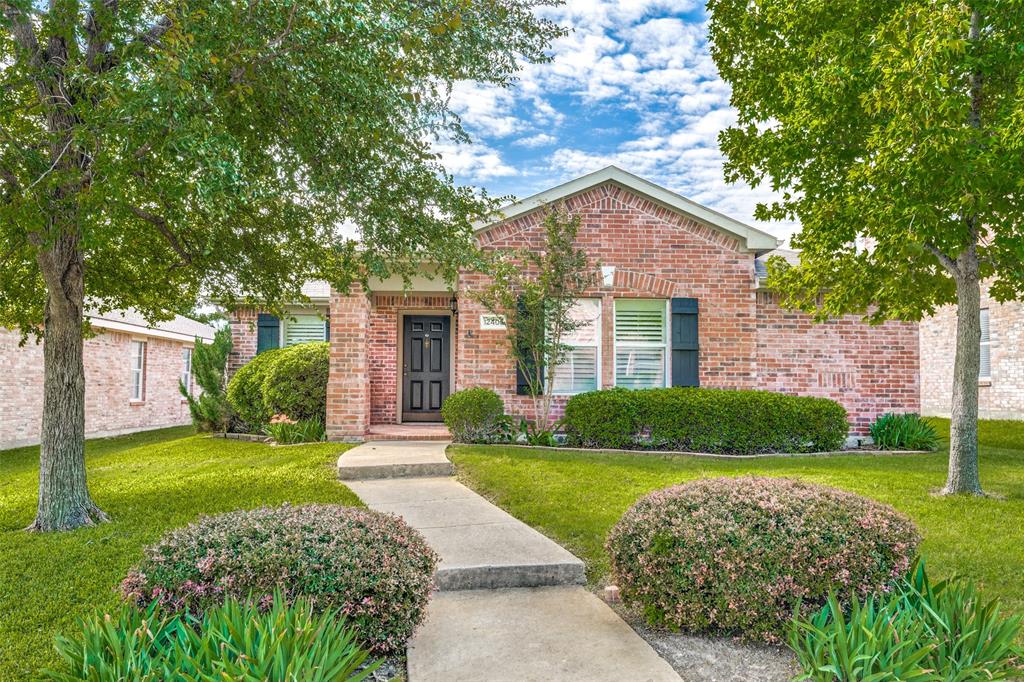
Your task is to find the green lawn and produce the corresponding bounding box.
[449,418,1024,630]
[0,428,358,681]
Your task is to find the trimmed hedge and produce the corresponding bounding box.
[607,476,920,642]
[121,504,438,655]
[225,348,283,429]
[262,342,329,423]
[563,387,848,454]
[442,388,505,443]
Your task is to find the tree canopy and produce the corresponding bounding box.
[0,0,562,331]
[708,0,1024,320]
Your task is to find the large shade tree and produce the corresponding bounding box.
[0,0,561,530]
[708,0,1024,494]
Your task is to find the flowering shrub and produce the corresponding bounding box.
[121,505,438,655]
[606,476,920,642]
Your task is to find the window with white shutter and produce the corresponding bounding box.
[979,309,991,381]
[284,313,327,346]
[615,299,668,389]
[552,299,601,395]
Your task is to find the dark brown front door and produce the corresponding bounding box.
[402,315,450,422]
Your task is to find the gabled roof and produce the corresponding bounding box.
[480,165,781,253]
[88,308,216,343]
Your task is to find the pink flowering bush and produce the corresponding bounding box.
[121,504,438,655]
[606,476,920,642]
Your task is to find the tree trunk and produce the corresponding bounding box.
[942,265,984,496]
[30,234,109,531]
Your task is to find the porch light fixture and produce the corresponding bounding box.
[449,293,459,317]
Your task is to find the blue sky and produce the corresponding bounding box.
[438,0,797,243]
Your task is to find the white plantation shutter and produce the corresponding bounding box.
[552,299,601,395]
[285,313,327,346]
[615,299,667,389]
[979,309,992,380]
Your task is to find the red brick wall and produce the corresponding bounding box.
[754,291,920,434]
[457,183,760,421]
[228,308,258,375]
[326,293,371,441]
[0,327,192,450]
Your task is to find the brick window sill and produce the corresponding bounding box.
[979,379,992,387]
[129,400,146,406]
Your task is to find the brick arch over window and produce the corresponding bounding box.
[610,269,677,297]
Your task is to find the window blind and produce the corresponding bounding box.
[615,299,666,389]
[980,309,991,380]
[285,314,327,346]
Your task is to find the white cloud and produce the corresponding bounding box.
[433,140,519,181]
[449,82,524,138]
[514,133,558,148]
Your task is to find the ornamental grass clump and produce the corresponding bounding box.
[606,476,920,642]
[44,592,377,682]
[121,505,437,655]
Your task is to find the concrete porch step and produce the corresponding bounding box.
[364,424,451,441]
[346,476,586,591]
[337,441,454,480]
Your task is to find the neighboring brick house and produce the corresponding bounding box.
[0,310,215,451]
[920,285,1024,420]
[229,167,920,441]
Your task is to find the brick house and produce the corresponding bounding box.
[229,167,920,442]
[0,309,215,451]
[920,285,1023,420]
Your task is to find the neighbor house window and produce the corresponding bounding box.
[979,308,991,381]
[180,347,193,395]
[130,340,146,401]
[552,299,601,395]
[614,299,668,389]
[284,313,328,346]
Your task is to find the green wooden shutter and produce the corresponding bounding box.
[515,295,544,396]
[256,314,280,354]
[671,298,699,387]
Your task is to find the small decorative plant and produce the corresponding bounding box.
[43,592,377,681]
[789,560,1023,681]
[869,413,939,451]
[264,414,326,444]
[441,388,506,443]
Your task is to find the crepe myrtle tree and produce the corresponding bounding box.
[0,0,562,531]
[474,203,599,435]
[708,0,1024,495]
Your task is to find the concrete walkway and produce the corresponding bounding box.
[338,440,680,681]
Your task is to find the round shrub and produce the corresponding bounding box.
[226,348,283,429]
[121,504,438,655]
[441,387,505,443]
[606,476,920,642]
[262,341,329,422]
[562,388,642,449]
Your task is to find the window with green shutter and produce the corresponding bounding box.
[551,299,601,395]
[614,299,668,389]
[284,313,328,346]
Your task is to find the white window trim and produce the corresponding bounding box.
[551,299,602,396]
[281,308,329,347]
[979,308,992,382]
[130,339,146,402]
[180,347,193,396]
[612,298,670,389]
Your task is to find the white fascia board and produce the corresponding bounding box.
[475,166,782,252]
